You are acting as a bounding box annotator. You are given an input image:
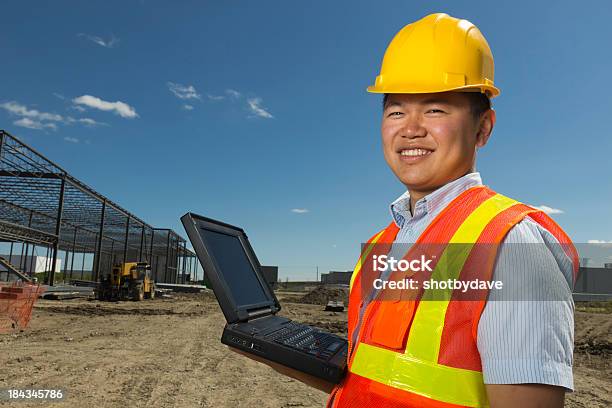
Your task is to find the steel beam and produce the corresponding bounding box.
[122,215,130,264]
[69,226,77,280]
[49,177,66,286]
[164,232,170,283]
[139,224,145,261]
[93,200,106,282]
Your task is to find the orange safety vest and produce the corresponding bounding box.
[328,186,578,408]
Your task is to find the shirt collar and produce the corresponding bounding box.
[389,172,483,227]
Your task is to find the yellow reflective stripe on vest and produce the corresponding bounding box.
[406,194,518,362]
[349,230,385,291]
[352,343,488,407]
[350,194,518,407]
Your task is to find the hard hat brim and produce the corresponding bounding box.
[366,84,500,98]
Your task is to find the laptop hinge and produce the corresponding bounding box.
[247,306,274,320]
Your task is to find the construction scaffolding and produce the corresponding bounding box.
[0,130,199,286]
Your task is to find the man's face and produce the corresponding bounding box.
[381,92,490,194]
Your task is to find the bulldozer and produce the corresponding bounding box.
[97,262,156,301]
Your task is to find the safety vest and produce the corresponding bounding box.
[328,186,578,408]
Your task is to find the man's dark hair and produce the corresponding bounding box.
[382,92,491,120]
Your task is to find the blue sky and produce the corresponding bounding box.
[1,1,611,280]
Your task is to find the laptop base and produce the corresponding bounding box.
[222,315,348,383]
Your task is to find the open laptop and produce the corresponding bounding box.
[181,212,348,383]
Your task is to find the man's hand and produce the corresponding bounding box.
[228,346,335,394]
[486,384,566,408]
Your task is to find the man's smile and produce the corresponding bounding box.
[397,146,434,163]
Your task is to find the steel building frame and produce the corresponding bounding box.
[0,130,198,285]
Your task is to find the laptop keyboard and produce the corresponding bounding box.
[264,322,344,360]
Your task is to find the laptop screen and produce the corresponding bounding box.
[198,226,270,307]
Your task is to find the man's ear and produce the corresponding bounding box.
[476,109,495,148]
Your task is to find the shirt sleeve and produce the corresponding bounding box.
[477,216,575,390]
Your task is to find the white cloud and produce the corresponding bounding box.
[533,205,564,215]
[167,82,201,100]
[182,104,194,111]
[205,89,274,119]
[78,118,97,126]
[53,92,66,100]
[64,137,80,143]
[14,117,57,131]
[71,105,87,112]
[587,240,612,244]
[0,101,63,122]
[225,89,241,98]
[207,93,225,101]
[1,100,108,131]
[291,208,309,214]
[78,33,119,48]
[247,97,273,119]
[72,95,138,118]
[0,101,64,131]
[78,118,107,127]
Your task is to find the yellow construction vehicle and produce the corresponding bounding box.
[97,262,156,301]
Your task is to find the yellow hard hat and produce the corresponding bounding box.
[367,13,500,97]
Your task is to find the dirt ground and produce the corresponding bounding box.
[0,291,610,407]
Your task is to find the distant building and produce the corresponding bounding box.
[321,270,352,285]
[575,266,612,295]
[260,265,278,287]
[0,255,61,274]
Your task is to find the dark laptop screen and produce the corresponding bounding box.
[199,227,270,307]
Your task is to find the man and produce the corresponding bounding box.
[233,12,578,408]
